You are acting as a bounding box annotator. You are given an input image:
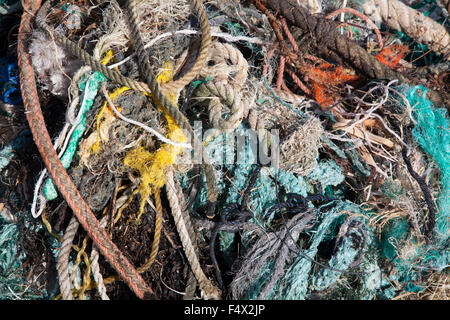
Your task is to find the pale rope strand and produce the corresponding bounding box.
[340,0,348,24]
[57,216,79,300]
[362,0,450,59]
[165,169,221,300]
[107,30,264,70]
[101,83,192,149]
[90,216,110,300]
[436,0,449,13]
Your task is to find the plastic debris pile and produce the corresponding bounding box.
[0,0,448,300]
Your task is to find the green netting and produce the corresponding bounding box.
[180,125,384,299]
[372,85,450,296]
[179,97,449,299]
[400,85,449,243]
[0,215,50,300]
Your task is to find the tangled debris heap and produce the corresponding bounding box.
[0,0,449,299]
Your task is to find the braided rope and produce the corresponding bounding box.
[19,0,155,300]
[57,216,79,300]
[165,170,221,300]
[256,0,405,81]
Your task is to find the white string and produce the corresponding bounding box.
[108,29,264,70]
[101,83,192,149]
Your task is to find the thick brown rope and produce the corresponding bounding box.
[18,0,155,300]
[253,0,404,81]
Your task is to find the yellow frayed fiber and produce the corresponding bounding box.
[100,49,115,66]
[91,86,131,154]
[123,62,187,222]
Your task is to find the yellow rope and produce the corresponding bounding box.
[137,189,163,273]
[114,188,139,224]
[71,234,89,298]
[41,209,63,241]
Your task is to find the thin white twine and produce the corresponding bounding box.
[108,29,264,70]
[101,83,192,149]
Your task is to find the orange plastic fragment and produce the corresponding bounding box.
[305,63,359,109]
[376,44,409,69]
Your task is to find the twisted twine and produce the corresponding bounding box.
[136,190,163,273]
[57,216,79,300]
[90,216,110,300]
[165,170,222,300]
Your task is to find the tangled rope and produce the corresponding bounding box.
[34,0,219,213]
[194,41,250,130]
[18,0,155,300]
[123,0,218,214]
[230,209,317,299]
[253,0,404,81]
